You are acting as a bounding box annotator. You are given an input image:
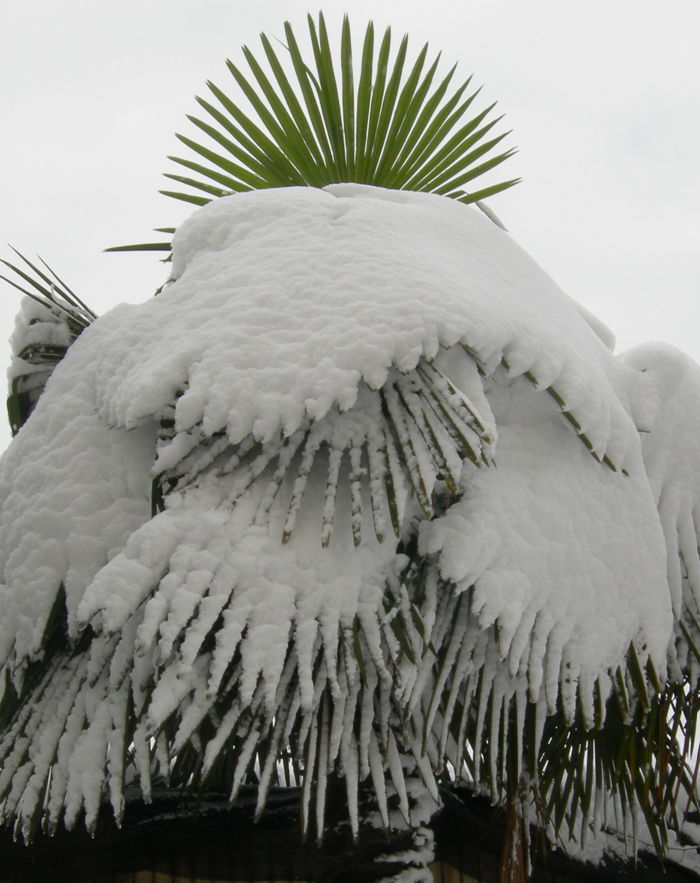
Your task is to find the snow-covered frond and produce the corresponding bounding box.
[619,343,700,676]
[6,298,73,437]
[0,347,154,678]
[1,251,97,436]
[0,185,689,864]
[153,359,494,547]
[89,186,638,470]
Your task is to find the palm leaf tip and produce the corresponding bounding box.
[164,13,519,207]
[1,250,97,435]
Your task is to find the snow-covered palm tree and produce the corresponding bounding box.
[1,14,700,883]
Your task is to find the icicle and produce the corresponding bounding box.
[409,748,440,804]
[559,654,579,725]
[368,730,390,829]
[131,720,152,803]
[295,624,321,711]
[0,660,67,802]
[386,731,410,825]
[439,621,480,758]
[357,610,392,686]
[422,608,468,750]
[377,677,392,751]
[297,659,329,753]
[487,682,505,798]
[327,681,349,769]
[227,684,267,804]
[7,763,34,834]
[179,571,236,668]
[300,713,319,838]
[16,666,86,830]
[313,696,331,842]
[147,659,199,730]
[320,618,341,700]
[408,591,459,716]
[68,692,113,834]
[281,689,302,751]
[134,574,180,661]
[343,733,360,840]
[200,699,243,777]
[108,618,139,691]
[514,684,527,785]
[255,711,289,821]
[45,665,92,828]
[472,663,494,784]
[533,696,547,780]
[543,626,565,715]
[525,610,552,702]
[207,599,254,696]
[505,607,538,679]
[107,681,129,824]
[452,673,476,774]
[170,656,216,751]
[156,568,217,664]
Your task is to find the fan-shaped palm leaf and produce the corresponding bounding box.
[108,13,518,254]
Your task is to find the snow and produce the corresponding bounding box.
[87,185,637,467]
[420,375,670,718]
[619,344,700,623]
[0,360,154,672]
[0,183,697,856]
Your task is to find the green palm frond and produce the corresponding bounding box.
[1,251,97,435]
[109,13,518,254]
[153,359,494,547]
[0,248,96,337]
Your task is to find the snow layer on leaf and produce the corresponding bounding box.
[0,183,689,846]
[619,343,700,624]
[86,185,635,466]
[420,376,672,709]
[8,297,72,379]
[0,338,154,670]
[78,452,405,720]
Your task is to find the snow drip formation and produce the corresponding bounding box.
[0,184,698,851]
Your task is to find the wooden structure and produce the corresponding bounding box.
[1,787,698,883]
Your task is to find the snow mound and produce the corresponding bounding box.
[87,185,638,468]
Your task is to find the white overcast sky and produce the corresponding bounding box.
[1,0,698,451]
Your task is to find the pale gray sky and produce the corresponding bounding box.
[1,0,698,450]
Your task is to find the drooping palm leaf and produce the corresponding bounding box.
[0,249,96,337]
[108,13,518,254]
[0,251,96,434]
